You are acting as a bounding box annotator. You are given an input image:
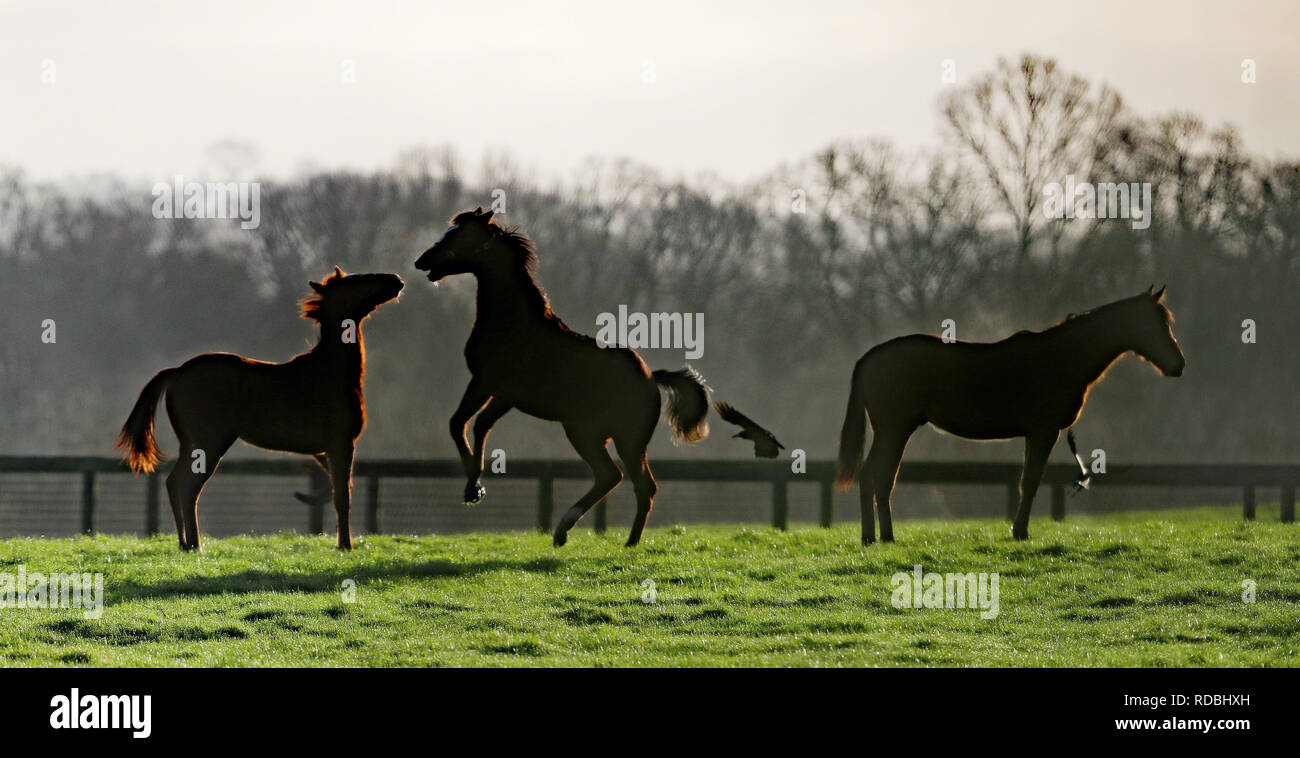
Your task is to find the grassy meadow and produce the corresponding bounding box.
[0,506,1295,667]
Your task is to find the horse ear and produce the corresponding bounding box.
[474,206,484,215]
[310,280,325,294]
[481,209,494,222]
[333,265,345,278]
[1154,285,1166,301]
[1146,284,1155,295]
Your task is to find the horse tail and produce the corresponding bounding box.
[835,359,869,490]
[653,366,710,444]
[115,368,178,474]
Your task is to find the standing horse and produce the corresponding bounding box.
[836,287,1185,544]
[116,268,404,551]
[415,208,717,548]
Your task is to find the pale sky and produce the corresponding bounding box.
[1,0,1296,184]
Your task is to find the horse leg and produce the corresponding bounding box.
[449,380,490,497]
[868,427,913,543]
[1013,429,1060,540]
[552,425,622,547]
[327,444,356,550]
[164,464,186,550]
[465,397,512,505]
[857,454,877,546]
[615,439,657,548]
[175,438,232,553]
[164,407,192,550]
[311,452,331,484]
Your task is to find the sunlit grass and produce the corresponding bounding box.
[0,506,1295,667]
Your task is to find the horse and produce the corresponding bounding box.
[116,267,404,551]
[415,207,718,548]
[835,287,1185,545]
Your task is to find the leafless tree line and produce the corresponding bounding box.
[1,55,1295,465]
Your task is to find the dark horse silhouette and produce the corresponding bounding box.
[415,208,720,548]
[836,287,1185,545]
[116,268,404,551]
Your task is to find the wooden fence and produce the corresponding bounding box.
[0,456,1295,535]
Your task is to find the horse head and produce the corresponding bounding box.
[300,266,404,322]
[1129,285,1185,377]
[414,207,505,283]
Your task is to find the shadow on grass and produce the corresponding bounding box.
[106,557,564,602]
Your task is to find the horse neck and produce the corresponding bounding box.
[311,318,365,386]
[472,258,548,331]
[1052,308,1132,384]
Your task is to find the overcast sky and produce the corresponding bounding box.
[1,0,1296,184]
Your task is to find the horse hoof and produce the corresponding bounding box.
[552,530,568,548]
[463,483,485,506]
[1012,529,1029,541]
[623,537,640,548]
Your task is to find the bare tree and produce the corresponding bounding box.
[942,54,1124,266]
[765,140,987,346]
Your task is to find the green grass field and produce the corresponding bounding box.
[1,507,1296,667]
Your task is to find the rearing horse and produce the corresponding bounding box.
[836,287,1185,544]
[415,208,712,547]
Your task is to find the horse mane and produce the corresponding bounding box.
[1050,292,1173,332]
[491,221,539,269]
[1040,292,1175,383]
[299,268,347,321]
[484,217,552,314]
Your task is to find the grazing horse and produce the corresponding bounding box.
[116,268,404,551]
[415,208,717,548]
[836,287,1185,544]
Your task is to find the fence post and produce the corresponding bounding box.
[1243,485,1256,521]
[81,471,95,535]
[365,475,380,534]
[594,502,607,533]
[1282,485,1296,524]
[772,480,788,531]
[145,473,161,536]
[1006,482,1019,520]
[537,475,554,533]
[1050,483,1065,521]
[819,478,833,528]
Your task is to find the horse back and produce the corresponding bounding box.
[858,333,1082,437]
[466,318,658,424]
[164,352,361,453]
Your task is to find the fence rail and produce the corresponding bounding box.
[0,456,1295,535]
